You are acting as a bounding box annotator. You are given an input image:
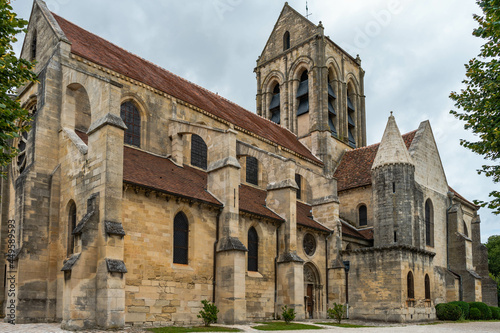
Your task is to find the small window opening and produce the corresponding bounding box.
[392,182,396,193]
[248,227,258,272]
[246,156,258,186]
[283,31,290,51]
[407,271,415,299]
[120,101,141,147]
[173,212,189,264]
[67,202,77,256]
[359,205,367,226]
[425,274,431,299]
[31,32,37,60]
[191,134,208,170]
[295,173,302,200]
[394,231,397,243]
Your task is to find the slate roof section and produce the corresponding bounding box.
[334,130,417,192]
[52,13,322,165]
[123,147,222,206]
[239,185,284,222]
[296,202,331,233]
[341,220,374,241]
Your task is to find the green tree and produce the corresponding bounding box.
[0,0,37,177]
[450,0,500,214]
[486,235,500,278]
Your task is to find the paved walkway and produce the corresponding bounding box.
[0,321,499,332]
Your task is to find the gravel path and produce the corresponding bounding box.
[0,321,499,332]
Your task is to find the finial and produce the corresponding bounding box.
[390,111,393,116]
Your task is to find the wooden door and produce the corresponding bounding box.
[306,284,313,318]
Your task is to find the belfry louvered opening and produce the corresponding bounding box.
[328,75,337,137]
[297,71,309,116]
[347,91,356,147]
[270,84,280,124]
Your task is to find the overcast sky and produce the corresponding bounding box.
[11,0,498,242]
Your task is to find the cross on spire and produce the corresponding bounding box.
[306,1,312,20]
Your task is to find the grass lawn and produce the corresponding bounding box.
[252,321,323,330]
[315,322,375,328]
[148,326,241,332]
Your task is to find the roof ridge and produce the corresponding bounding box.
[51,12,251,114]
[347,129,419,153]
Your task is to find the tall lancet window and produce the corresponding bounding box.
[297,71,309,116]
[347,90,356,147]
[328,75,337,137]
[270,84,280,124]
[283,31,290,51]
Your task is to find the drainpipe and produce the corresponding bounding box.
[446,192,463,301]
[274,222,281,318]
[212,208,222,302]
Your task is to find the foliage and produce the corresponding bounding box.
[253,322,322,331]
[435,303,462,321]
[281,305,296,324]
[469,302,492,320]
[327,303,346,324]
[448,301,470,319]
[317,322,375,328]
[486,235,500,278]
[148,327,241,333]
[490,306,500,319]
[197,300,219,327]
[469,307,482,320]
[0,0,37,177]
[449,0,500,214]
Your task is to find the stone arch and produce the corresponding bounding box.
[295,167,315,203]
[262,71,284,123]
[303,261,322,319]
[357,203,368,227]
[64,83,92,133]
[346,77,360,147]
[237,153,268,188]
[326,58,341,137]
[289,57,314,81]
[171,208,193,265]
[120,94,148,148]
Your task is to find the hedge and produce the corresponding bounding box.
[436,303,462,321]
[490,306,500,320]
[469,302,492,320]
[449,301,469,319]
[469,307,481,320]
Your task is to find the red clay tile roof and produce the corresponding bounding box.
[123,147,222,206]
[449,186,478,208]
[334,130,417,192]
[341,221,373,241]
[296,202,331,233]
[52,13,321,165]
[239,185,284,222]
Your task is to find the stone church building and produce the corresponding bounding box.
[1,0,497,329]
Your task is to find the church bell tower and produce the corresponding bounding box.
[255,3,367,172]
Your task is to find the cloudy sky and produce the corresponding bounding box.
[11,0,498,242]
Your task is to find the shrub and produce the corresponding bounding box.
[281,305,296,324]
[436,303,462,321]
[469,302,492,320]
[197,299,219,327]
[490,306,500,319]
[449,301,469,319]
[470,307,482,320]
[327,303,346,324]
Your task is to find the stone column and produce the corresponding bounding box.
[207,129,246,324]
[266,161,304,319]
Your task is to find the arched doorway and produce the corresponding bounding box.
[303,262,322,319]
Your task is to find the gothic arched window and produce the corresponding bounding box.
[270,84,280,124]
[407,271,415,299]
[248,227,258,272]
[31,31,37,60]
[425,274,431,300]
[463,220,469,237]
[173,212,189,264]
[297,71,309,116]
[191,134,207,170]
[67,202,77,256]
[425,199,434,246]
[246,156,258,186]
[359,205,367,226]
[120,101,141,147]
[283,31,290,51]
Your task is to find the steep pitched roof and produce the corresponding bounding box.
[239,185,284,222]
[123,147,222,206]
[51,13,321,165]
[372,115,414,170]
[334,130,417,192]
[296,202,331,233]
